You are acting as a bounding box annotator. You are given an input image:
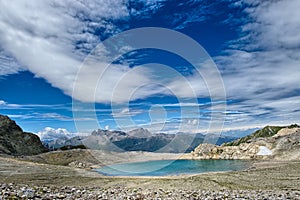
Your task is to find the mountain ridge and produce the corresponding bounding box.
[0,115,47,155]
[42,128,237,153]
[223,124,300,146]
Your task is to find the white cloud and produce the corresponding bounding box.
[112,107,144,118]
[0,0,131,101]
[214,0,300,127]
[0,49,24,76]
[219,0,300,97]
[240,0,300,51]
[0,100,23,109]
[189,119,198,125]
[1,0,213,105]
[37,127,76,140]
[37,127,89,141]
[73,61,155,103]
[120,108,130,115]
[0,100,6,106]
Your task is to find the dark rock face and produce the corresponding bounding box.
[0,115,47,155]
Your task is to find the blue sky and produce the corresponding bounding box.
[0,0,300,138]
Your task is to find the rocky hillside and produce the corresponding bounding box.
[190,125,300,160]
[43,128,236,153]
[223,124,299,146]
[0,115,47,156]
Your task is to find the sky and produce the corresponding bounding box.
[0,0,300,139]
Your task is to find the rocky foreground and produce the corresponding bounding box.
[1,156,300,199]
[1,183,299,200]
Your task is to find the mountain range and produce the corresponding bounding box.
[0,114,298,160]
[42,128,237,153]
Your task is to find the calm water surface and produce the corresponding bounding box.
[95,159,251,176]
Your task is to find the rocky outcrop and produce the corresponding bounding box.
[191,143,265,160]
[0,115,47,155]
[68,161,88,169]
[190,125,300,160]
[273,127,300,138]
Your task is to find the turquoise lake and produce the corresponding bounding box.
[95,159,251,176]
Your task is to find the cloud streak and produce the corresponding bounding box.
[213,0,300,127]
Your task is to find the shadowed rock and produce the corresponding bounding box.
[0,115,47,155]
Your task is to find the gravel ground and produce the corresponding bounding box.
[1,183,299,200]
[0,156,300,199]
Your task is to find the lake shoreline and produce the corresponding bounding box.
[94,159,252,178]
[0,155,299,199]
[13,149,299,179]
[93,159,299,179]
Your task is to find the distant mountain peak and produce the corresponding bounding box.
[127,128,152,138]
[41,126,236,153]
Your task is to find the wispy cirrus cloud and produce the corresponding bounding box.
[7,112,72,121]
[218,0,300,97]
[0,100,70,110]
[213,0,300,127]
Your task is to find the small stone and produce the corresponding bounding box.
[56,193,66,199]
